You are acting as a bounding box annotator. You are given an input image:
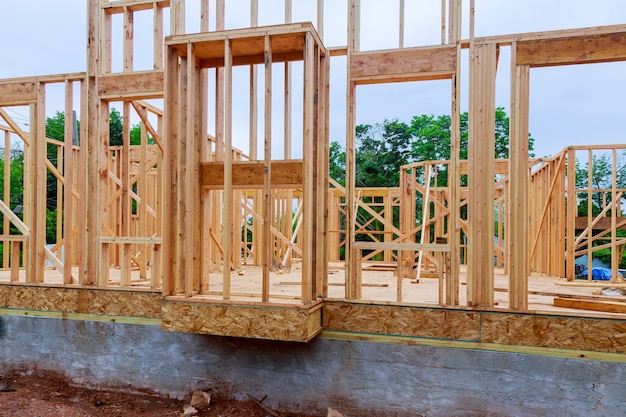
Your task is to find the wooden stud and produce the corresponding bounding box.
[123,6,134,72]
[261,36,273,302]
[509,41,530,309]
[301,32,315,305]
[3,130,11,269]
[346,0,358,299]
[223,37,233,300]
[467,41,496,308]
[63,80,74,284]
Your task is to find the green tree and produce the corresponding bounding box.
[354,120,411,187]
[109,108,124,146]
[329,108,535,187]
[329,141,346,186]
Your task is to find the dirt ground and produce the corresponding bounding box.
[0,369,318,417]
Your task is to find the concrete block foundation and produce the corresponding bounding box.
[1,314,626,417]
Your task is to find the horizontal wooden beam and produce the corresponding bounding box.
[201,160,303,189]
[554,297,626,315]
[98,71,164,100]
[350,45,456,84]
[167,22,325,68]
[0,81,36,105]
[200,51,306,68]
[575,217,626,231]
[353,241,451,252]
[517,32,626,67]
[102,0,170,14]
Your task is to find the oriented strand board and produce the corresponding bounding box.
[481,312,626,353]
[323,302,481,341]
[161,300,323,342]
[87,290,162,318]
[0,285,161,318]
[5,286,79,312]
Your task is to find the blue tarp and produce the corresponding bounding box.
[581,267,613,281]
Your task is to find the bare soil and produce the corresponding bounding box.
[0,369,316,417]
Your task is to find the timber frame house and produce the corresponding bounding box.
[1,0,626,357]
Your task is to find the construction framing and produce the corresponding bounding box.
[1,0,625,347]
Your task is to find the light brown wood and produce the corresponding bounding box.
[350,46,457,84]
[2,0,626,345]
[509,42,530,309]
[554,297,626,314]
[200,160,303,188]
[467,42,496,308]
[262,35,272,302]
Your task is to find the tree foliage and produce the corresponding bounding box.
[330,107,535,187]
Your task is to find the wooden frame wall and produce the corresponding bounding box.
[163,22,329,305]
[1,0,626,341]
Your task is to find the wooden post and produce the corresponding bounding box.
[223,37,233,300]
[28,84,46,283]
[345,0,358,299]
[123,6,134,72]
[63,80,74,284]
[509,41,530,309]
[86,0,99,286]
[301,32,315,305]
[262,35,272,302]
[447,46,461,305]
[3,130,10,269]
[467,41,496,308]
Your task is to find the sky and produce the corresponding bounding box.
[1,0,625,159]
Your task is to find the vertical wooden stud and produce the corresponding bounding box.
[262,35,272,302]
[509,41,530,309]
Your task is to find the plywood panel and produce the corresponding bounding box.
[5,286,79,312]
[161,300,323,342]
[481,312,626,353]
[87,290,161,317]
[323,303,480,340]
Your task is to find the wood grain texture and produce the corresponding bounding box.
[161,300,322,342]
[350,45,456,84]
[481,312,626,353]
[87,290,161,317]
[98,71,164,99]
[517,32,626,67]
[323,302,480,341]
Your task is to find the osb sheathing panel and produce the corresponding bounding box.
[2,286,79,312]
[87,290,161,318]
[0,286,8,306]
[161,301,323,342]
[323,303,481,341]
[481,313,626,353]
[0,285,161,318]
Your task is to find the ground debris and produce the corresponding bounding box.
[327,408,347,417]
[0,370,323,417]
[183,404,198,416]
[247,393,284,417]
[190,390,211,410]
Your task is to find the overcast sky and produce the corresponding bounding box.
[1,0,625,159]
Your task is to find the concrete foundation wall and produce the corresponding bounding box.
[1,315,625,417]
